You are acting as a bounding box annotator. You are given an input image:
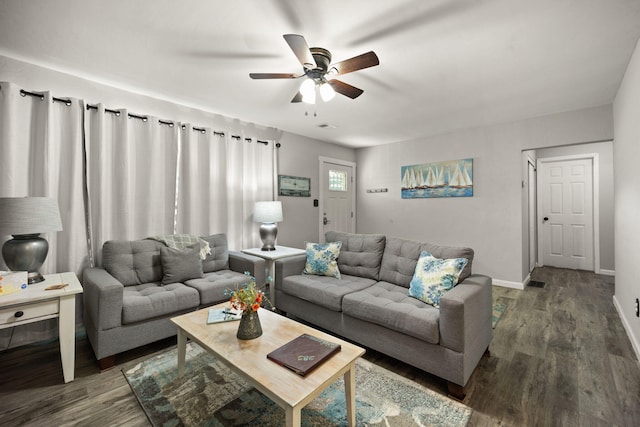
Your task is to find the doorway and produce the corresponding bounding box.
[537,154,599,271]
[318,157,356,241]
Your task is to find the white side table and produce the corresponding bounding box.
[241,246,306,306]
[0,272,83,383]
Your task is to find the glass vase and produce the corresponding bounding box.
[236,310,262,340]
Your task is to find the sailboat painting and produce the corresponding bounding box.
[401,158,473,198]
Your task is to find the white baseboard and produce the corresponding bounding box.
[598,269,615,276]
[492,278,525,290]
[613,295,640,361]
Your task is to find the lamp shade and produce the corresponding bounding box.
[254,201,283,223]
[0,197,63,235]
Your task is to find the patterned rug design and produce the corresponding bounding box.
[492,302,508,328]
[123,342,472,426]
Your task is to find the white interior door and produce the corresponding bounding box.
[538,157,594,270]
[319,157,355,241]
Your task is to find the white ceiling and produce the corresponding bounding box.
[1,0,640,148]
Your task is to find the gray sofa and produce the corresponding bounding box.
[274,231,492,399]
[83,233,265,369]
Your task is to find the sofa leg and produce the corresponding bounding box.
[447,382,466,401]
[98,355,116,371]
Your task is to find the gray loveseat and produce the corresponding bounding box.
[83,233,265,369]
[274,231,492,399]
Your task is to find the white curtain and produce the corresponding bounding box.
[84,106,178,266]
[176,125,276,250]
[0,80,279,349]
[0,81,87,347]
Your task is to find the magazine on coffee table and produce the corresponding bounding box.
[207,307,242,324]
[266,333,342,376]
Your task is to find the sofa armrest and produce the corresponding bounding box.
[229,251,266,286]
[82,268,125,331]
[274,254,307,290]
[438,274,493,353]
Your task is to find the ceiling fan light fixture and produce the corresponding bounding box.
[300,78,316,104]
[320,82,335,102]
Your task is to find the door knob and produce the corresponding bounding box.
[323,216,330,225]
[543,217,549,221]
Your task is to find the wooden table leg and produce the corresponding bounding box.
[177,328,186,377]
[344,363,356,426]
[285,405,301,427]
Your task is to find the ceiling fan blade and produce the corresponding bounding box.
[331,51,379,75]
[328,80,364,99]
[291,92,303,103]
[283,34,317,69]
[249,73,298,79]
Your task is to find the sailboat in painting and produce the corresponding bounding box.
[448,164,473,188]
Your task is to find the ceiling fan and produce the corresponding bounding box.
[249,34,379,104]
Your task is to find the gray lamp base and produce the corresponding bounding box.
[259,222,278,251]
[2,233,48,284]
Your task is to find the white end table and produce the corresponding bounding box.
[0,272,83,383]
[241,246,306,306]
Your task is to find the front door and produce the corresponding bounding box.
[538,156,594,270]
[319,157,355,241]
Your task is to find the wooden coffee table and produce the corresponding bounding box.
[171,304,365,426]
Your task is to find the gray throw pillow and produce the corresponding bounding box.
[160,244,204,285]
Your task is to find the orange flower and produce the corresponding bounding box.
[225,273,271,314]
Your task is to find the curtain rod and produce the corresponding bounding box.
[20,89,72,106]
[84,103,272,146]
[16,90,276,147]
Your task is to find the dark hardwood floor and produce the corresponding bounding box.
[1,267,638,426]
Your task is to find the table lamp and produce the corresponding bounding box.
[0,197,63,284]
[254,201,283,251]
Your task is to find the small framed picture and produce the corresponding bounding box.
[278,175,311,197]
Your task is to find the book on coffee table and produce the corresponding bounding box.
[266,333,342,376]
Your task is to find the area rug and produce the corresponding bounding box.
[492,302,507,328]
[123,342,472,427]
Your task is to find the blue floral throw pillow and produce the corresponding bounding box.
[303,241,342,279]
[408,251,468,308]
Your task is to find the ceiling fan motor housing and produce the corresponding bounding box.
[309,47,332,74]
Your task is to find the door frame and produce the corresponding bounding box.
[318,156,357,241]
[536,153,600,273]
[527,157,537,273]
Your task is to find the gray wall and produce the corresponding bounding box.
[613,38,640,359]
[533,141,615,273]
[276,133,356,249]
[356,105,613,285]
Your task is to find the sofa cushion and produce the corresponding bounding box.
[408,251,468,308]
[325,231,386,280]
[379,237,423,287]
[160,244,203,285]
[281,274,376,312]
[342,281,440,344]
[122,282,200,324]
[379,237,474,288]
[186,270,253,305]
[200,233,230,272]
[303,241,342,279]
[102,240,165,286]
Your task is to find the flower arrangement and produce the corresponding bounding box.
[226,272,268,314]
